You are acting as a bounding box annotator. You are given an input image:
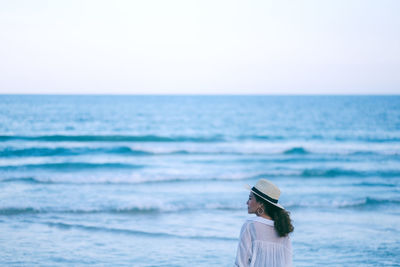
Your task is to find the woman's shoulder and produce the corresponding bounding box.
[239,217,274,235]
[246,216,274,226]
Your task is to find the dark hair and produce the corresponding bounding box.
[254,194,294,237]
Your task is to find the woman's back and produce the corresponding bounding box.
[235,217,292,267]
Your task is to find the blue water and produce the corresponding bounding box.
[0,95,399,266]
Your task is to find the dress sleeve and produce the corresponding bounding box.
[234,222,252,267]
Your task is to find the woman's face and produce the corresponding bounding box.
[247,192,260,214]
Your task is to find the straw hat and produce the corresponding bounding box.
[246,179,284,209]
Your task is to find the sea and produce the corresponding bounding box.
[0,95,399,266]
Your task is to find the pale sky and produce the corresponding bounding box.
[0,0,399,94]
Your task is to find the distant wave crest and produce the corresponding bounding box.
[0,146,153,158]
[342,197,400,208]
[0,206,164,216]
[0,204,240,216]
[3,167,400,185]
[0,207,40,215]
[0,134,224,143]
[301,168,400,178]
[286,197,400,209]
[44,221,236,241]
[2,134,400,143]
[283,147,309,155]
[0,162,145,171]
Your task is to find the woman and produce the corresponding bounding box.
[235,179,294,267]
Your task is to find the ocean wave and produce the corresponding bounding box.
[283,147,309,155]
[2,144,400,159]
[1,177,46,184]
[2,134,400,144]
[300,168,400,178]
[0,162,145,171]
[0,205,241,219]
[286,197,400,209]
[44,222,236,241]
[0,206,165,216]
[0,172,259,185]
[0,146,264,158]
[341,197,400,208]
[45,222,178,238]
[239,135,400,143]
[349,151,380,156]
[0,202,245,217]
[0,134,224,143]
[354,182,397,187]
[0,146,154,158]
[335,136,400,143]
[0,146,312,158]
[2,166,400,185]
[0,207,40,215]
[2,197,397,217]
[238,135,285,141]
[251,168,400,179]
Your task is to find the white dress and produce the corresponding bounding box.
[235,217,292,267]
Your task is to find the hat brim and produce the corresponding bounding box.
[245,184,284,210]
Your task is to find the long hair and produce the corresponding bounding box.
[254,194,294,237]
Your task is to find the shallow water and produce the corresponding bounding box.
[0,95,399,266]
